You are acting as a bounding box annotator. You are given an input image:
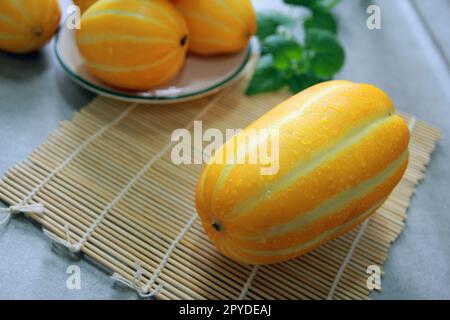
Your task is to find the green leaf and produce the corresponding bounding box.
[283,0,341,10]
[305,28,345,78]
[287,73,326,93]
[262,35,303,70]
[246,55,286,95]
[317,0,341,10]
[256,12,293,40]
[283,0,316,7]
[304,9,337,34]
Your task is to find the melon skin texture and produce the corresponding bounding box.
[196,80,410,265]
[0,0,61,54]
[73,0,98,14]
[172,0,256,56]
[76,0,189,91]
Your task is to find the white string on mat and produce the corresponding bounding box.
[111,261,162,298]
[109,90,232,297]
[142,215,197,295]
[238,265,259,300]
[43,223,81,253]
[326,219,369,300]
[0,104,136,232]
[42,104,137,247]
[0,203,45,228]
[48,89,229,254]
[112,215,197,297]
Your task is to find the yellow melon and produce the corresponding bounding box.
[73,0,98,14]
[0,0,61,54]
[196,80,410,265]
[76,0,189,91]
[172,0,256,55]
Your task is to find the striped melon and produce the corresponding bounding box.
[0,0,61,54]
[76,0,189,91]
[196,80,410,265]
[73,0,98,14]
[172,0,256,55]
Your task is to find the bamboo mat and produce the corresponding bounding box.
[0,79,441,300]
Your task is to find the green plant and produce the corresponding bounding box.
[246,0,345,95]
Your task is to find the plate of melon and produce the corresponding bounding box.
[56,0,257,103]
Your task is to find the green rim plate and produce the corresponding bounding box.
[54,25,254,104]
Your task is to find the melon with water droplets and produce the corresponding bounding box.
[196,80,410,265]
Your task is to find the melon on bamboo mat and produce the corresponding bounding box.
[172,0,256,55]
[196,80,410,265]
[76,0,189,91]
[0,0,61,53]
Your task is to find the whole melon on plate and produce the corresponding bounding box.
[0,0,61,54]
[73,0,98,14]
[76,0,189,91]
[196,80,410,265]
[172,0,256,55]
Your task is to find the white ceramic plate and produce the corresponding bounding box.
[54,25,254,103]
